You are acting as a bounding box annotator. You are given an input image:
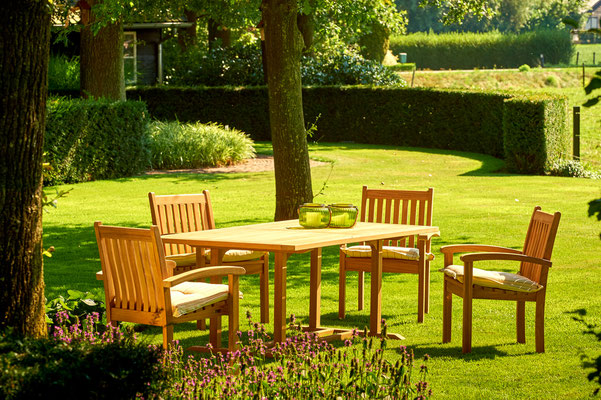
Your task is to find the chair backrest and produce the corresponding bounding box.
[360,186,434,248]
[148,191,216,256]
[520,206,561,286]
[94,222,169,315]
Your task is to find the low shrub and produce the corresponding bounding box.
[48,55,79,91]
[45,290,105,330]
[130,86,569,173]
[44,97,151,185]
[519,64,531,72]
[149,121,256,170]
[390,30,573,70]
[547,159,600,179]
[0,314,165,400]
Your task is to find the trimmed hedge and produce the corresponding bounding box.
[45,98,151,185]
[128,86,569,174]
[389,30,573,70]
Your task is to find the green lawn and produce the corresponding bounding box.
[43,142,601,399]
[573,44,601,66]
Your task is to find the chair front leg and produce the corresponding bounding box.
[443,278,452,343]
[260,253,270,324]
[417,236,427,323]
[516,301,526,343]
[462,261,473,354]
[210,316,222,349]
[535,292,546,353]
[162,325,174,350]
[358,271,364,311]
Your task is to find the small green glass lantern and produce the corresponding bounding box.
[329,203,358,228]
[298,203,331,228]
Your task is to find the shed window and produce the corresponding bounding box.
[124,31,137,84]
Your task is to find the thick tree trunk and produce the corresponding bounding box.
[178,10,198,51]
[262,0,313,220]
[0,0,50,338]
[208,18,231,49]
[80,0,125,100]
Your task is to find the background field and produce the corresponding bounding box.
[43,142,601,399]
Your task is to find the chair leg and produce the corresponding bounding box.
[260,255,270,324]
[462,292,472,354]
[418,265,425,323]
[442,278,452,343]
[162,325,174,349]
[229,275,240,352]
[209,316,222,349]
[197,320,207,330]
[339,251,346,319]
[535,296,546,353]
[516,301,526,344]
[425,259,431,314]
[358,271,364,311]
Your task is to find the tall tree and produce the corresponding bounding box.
[0,0,50,337]
[79,0,125,100]
[262,0,313,220]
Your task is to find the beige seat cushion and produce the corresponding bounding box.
[166,249,265,267]
[442,264,543,293]
[170,281,242,318]
[342,245,435,261]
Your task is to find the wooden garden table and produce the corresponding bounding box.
[162,220,440,343]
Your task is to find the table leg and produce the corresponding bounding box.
[309,248,322,330]
[369,240,383,336]
[273,252,289,343]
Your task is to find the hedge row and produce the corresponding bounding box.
[45,98,151,185]
[389,30,573,70]
[128,86,569,174]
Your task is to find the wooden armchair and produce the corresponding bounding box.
[148,191,270,323]
[441,206,561,353]
[94,221,244,351]
[339,186,436,322]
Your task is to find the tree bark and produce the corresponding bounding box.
[262,0,313,220]
[0,0,50,338]
[178,9,198,52]
[208,18,232,49]
[80,0,125,100]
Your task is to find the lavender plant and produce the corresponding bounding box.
[155,312,431,400]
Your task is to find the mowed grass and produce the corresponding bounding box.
[573,43,601,66]
[396,67,601,169]
[43,142,601,399]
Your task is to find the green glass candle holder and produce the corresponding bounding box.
[328,203,358,228]
[298,203,331,228]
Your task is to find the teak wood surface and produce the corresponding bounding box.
[162,220,440,343]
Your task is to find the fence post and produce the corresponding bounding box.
[583,63,586,87]
[573,106,580,160]
[576,51,579,65]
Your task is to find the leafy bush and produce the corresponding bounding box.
[149,121,256,169]
[389,30,573,70]
[0,314,165,400]
[155,313,431,399]
[44,97,151,185]
[301,52,406,86]
[45,290,105,329]
[130,86,568,170]
[518,64,531,72]
[547,159,600,179]
[48,55,79,91]
[503,94,570,174]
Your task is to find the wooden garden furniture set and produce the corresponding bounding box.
[94,186,560,355]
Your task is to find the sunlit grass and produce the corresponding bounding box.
[43,142,601,399]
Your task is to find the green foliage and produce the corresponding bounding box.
[44,98,151,185]
[149,121,256,170]
[518,64,531,72]
[45,290,105,327]
[545,75,560,87]
[389,30,573,69]
[387,62,417,71]
[129,86,567,168]
[547,159,600,179]
[47,55,79,91]
[502,94,570,174]
[0,330,164,399]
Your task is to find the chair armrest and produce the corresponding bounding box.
[440,244,522,256]
[418,232,440,241]
[96,271,103,281]
[460,252,552,268]
[166,259,177,273]
[163,266,246,288]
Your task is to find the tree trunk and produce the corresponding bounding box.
[178,10,198,51]
[0,0,50,338]
[262,0,313,220]
[208,18,231,49]
[80,0,125,100]
[296,12,314,53]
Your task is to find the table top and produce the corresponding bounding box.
[161,220,440,253]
